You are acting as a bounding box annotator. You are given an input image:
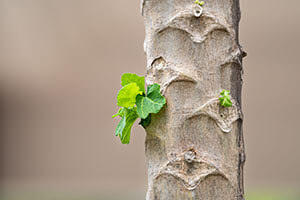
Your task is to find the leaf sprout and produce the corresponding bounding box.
[219,89,233,107]
[113,73,166,144]
[195,0,205,6]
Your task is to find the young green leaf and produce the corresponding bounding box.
[219,89,233,107]
[117,83,142,108]
[121,73,145,94]
[112,108,125,118]
[115,107,138,144]
[136,83,166,119]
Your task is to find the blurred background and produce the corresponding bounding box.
[0,0,299,199]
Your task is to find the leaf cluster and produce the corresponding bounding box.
[219,89,233,107]
[113,73,166,144]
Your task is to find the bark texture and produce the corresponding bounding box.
[141,0,245,199]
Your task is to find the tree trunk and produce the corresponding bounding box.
[141,0,246,199]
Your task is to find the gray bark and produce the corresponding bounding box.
[141,0,246,199]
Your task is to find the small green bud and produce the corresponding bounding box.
[195,0,205,6]
[219,89,233,107]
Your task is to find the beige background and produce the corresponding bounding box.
[0,0,299,196]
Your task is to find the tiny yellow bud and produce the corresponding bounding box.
[195,0,205,6]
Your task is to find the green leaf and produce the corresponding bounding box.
[136,83,166,119]
[121,73,145,94]
[115,107,138,144]
[219,89,232,107]
[112,108,125,118]
[139,114,151,128]
[220,89,230,96]
[117,83,142,108]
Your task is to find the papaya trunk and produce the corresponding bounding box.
[141,0,246,199]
